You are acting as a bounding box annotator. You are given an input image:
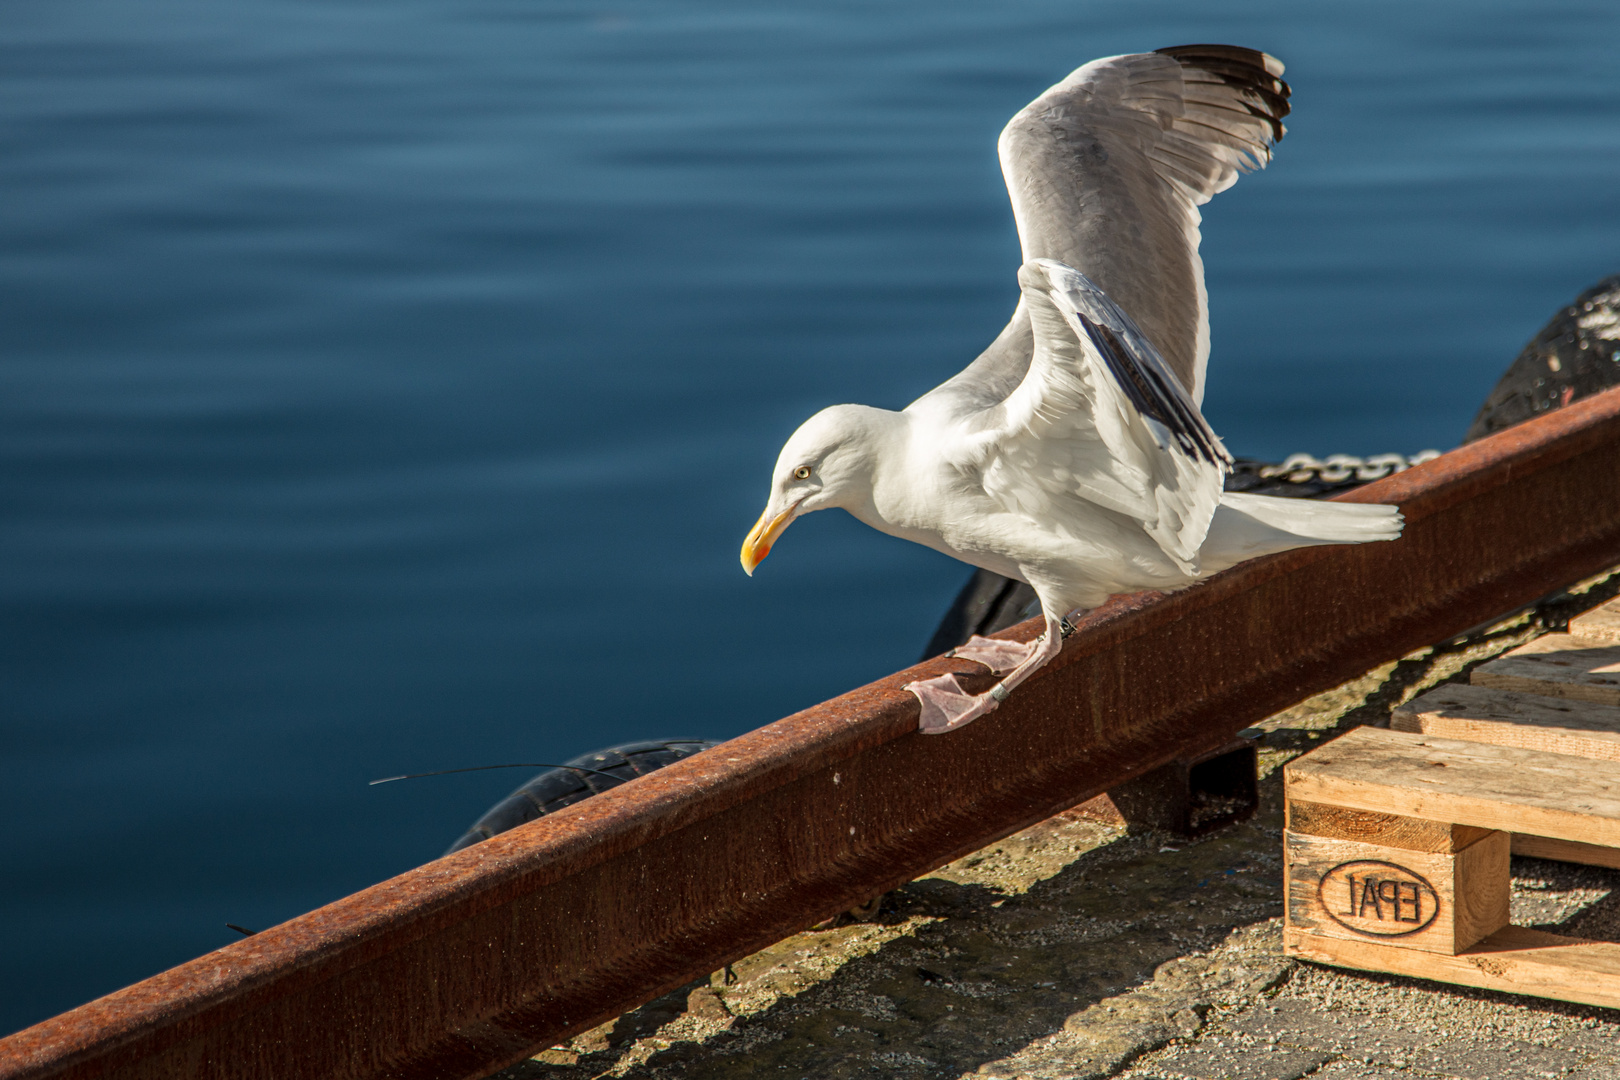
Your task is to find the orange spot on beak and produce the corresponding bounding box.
[740,504,797,576]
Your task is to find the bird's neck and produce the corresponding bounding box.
[838,409,933,536]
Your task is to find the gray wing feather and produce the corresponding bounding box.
[1064,269,1229,468]
[928,45,1288,417]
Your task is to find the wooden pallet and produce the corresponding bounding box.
[1283,726,1620,1006]
[1284,598,1620,1005]
[1393,595,1620,866]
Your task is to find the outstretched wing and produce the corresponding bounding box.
[968,260,1230,572]
[931,45,1289,416]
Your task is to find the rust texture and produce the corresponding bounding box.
[5,385,1620,1080]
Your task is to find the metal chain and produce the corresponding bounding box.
[1253,449,1442,485]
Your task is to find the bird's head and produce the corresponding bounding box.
[740,404,891,575]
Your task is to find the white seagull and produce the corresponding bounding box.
[740,45,1402,734]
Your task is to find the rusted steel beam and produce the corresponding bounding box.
[7,385,1620,1080]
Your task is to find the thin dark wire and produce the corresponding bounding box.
[368,762,628,786]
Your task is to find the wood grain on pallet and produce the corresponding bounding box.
[1287,799,1495,853]
[1284,926,1620,1010]
[1285,829,1509,955]
[1283,727,1620,849]
[1392,683,1620,761]
[1570,598,1620,644]
[1471,634,1620,707]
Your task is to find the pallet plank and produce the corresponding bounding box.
[1570,598,1620,644]
[1392,683,1620,761]
[1510,834,1620,869]
[1285,926,1620,1010]
[1471,634,1620,707]
[1283,727,1620,849]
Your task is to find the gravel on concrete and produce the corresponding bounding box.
[492,571,1620,1080]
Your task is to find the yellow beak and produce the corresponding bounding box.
[740,504,797,576]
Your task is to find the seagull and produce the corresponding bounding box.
[739,45,1402,734]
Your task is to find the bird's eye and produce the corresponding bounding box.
[793,465,812,480]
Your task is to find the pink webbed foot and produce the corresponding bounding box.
[947,634,1037,676]
[904,673,1001,734]
[909,614,1068,735]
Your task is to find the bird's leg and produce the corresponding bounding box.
[947,634,1039,676]
[907,613,1067,734]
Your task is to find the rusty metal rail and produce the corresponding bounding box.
[7,386,1620,1080]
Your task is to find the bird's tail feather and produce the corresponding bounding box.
[1199,491,1402,574]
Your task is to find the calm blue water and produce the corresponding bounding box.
[3,0,1617,1034]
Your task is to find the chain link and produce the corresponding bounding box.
[1254,449,1441,485]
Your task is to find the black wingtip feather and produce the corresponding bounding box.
[1154,44,1292,139]
[1155,44,1287,81]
